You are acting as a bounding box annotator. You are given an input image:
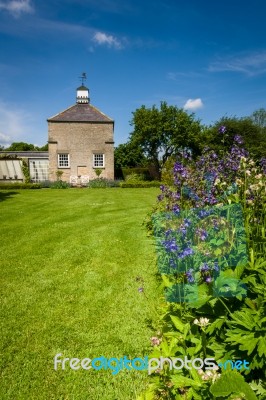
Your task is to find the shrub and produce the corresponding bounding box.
[0,183,41,189]
[122,167,153,181]
[125,173,144,182]
[87,178,120,188]
[119,180,161,188]
[50,181,70,189]
[139,133,266,399]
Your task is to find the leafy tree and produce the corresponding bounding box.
[38,143,48,151]
[129,101,202,177]
[251,108,266,133]
[6,142,37,151]
[203,116,266,159]
[5,142,48,151]
[114,142,146,170]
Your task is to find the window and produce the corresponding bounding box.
[58,154,69,168]
[93,153,104,168]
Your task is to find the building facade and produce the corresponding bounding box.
[47,84,114,184]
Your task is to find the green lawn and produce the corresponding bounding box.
[0,188,161,400]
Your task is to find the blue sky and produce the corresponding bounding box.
[0,0,265,147]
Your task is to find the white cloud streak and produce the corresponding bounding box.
[183,98,203,111]
[0,100,34,145]
[209,51,266,76]
[0,0,34,17]
[93,31,123,49]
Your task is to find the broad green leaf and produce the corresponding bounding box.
[210,370,258,399]
[170,315,184,332]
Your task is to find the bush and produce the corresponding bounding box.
[125,173,144,182]
[122,167,153,181]
[50,180,70,189]
[0,183,41,189]
[119,180,161,188]
[87,178,120,188]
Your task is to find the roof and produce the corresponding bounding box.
[77,85,88,91]
[47,104,114,123]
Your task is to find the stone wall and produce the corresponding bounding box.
[48,121,114,182]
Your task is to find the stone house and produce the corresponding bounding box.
[47,83,114,184]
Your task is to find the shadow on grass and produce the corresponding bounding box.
[0,191,18,202]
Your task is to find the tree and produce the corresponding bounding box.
[251,108,266,133]
[114,142,147,179]
[203,116,266,159]
[6,142,37,151]
[129,101,202,177]
[114,142,146,170]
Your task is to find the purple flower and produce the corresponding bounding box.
[200,263,210,272]
[196,228,208,241]
[162,238,178,253]
[213,262,219,272]
[233,135,244,145]
[179,225,187,236]
[172,204,180,214]
[186,268,195,283]
[205,276,212,283]
[179,247,194,259]
[138,287,144,293]
[219,125,226,134]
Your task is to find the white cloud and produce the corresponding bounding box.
[183,98,203,111]
[0,100,34,145]
[0,0,34,17]
[93,31,122,49]
[209,51,266,76]
[0,132,12,147]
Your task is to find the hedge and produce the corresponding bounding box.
[0,183,41,189]
[119,181,161,188]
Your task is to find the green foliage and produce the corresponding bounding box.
[55,170,64,181]
[251,108,266,133]
[21,160,30,183]
[114,142,147,179]
[50,180,70,189]
[122,167,154,181]
[0,183,41,189]
[140,142,266,399]
[210,369,258,399]
[120,181,161,188]
[125,173,145,182]
[94,168,103,177]
[203,116,266,159]
[129,101,203,177]
[4,141,48,151]
[87,178,120,188]
[5,142,37,151]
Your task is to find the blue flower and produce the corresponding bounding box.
[172,204,180,214]
[186,268,194,283]
[233,134,243,145]
[219,125,226,134]
[162,238,178,253]
[179,247,194,259]
[213,262,219,272]
[200,263,210,272]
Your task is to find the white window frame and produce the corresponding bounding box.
[58,153,70,168]
[93,153,105,168]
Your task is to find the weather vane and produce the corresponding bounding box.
[79,72,87,85]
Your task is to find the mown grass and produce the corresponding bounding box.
[0,188,161,400]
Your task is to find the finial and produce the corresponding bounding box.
[79,72,87,86]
